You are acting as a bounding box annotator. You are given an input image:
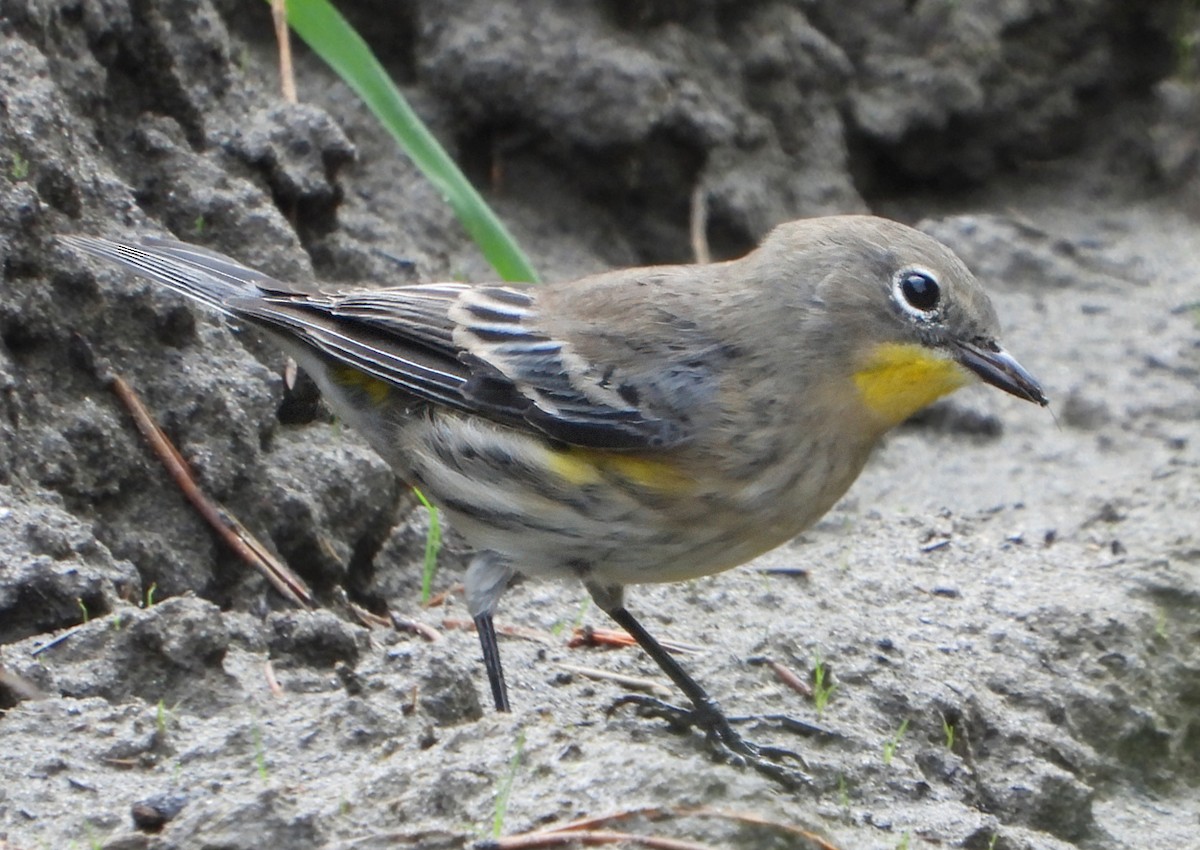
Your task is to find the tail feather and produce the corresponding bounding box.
[61,235,278,312]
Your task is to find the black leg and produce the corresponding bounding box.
[465,553,514,713]
[589,583,807,788]
[474,611,510,712]
[604,604,725,718]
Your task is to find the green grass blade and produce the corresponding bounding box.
[491,729,525,838]
[412,487,442,604]
[277,0,540,283]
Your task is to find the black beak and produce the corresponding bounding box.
[954,340,1048,406]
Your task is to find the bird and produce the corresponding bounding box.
[63,215,1046,783]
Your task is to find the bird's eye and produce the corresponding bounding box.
[896,270,941,314]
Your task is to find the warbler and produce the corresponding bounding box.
[63,216,1046,779]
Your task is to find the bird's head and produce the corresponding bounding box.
[761,216,1048,432]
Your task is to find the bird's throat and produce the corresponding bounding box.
[852,342,971,429]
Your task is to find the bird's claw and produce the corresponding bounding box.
[609,694,811,789]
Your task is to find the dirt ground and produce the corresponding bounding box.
[1,2,1197,849]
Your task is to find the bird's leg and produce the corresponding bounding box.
[465,553,516,713]
[586,582,808,788]
[474,611,510,712]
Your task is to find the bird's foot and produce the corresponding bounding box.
[609,694,811,789]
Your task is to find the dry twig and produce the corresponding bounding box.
[271,0,298,103]
[390,613,442,643]
[108,373,314,609]
[689,184,710,265]
[522,805,843,850]
[441,618,554,645]
[264,660,284,697]
[481,830,715,850]
[423,584,464,607]
[749,656,813,698]
[556,663,672,697]
[569,627,701,654]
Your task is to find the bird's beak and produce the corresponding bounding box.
[953,340,1048,406]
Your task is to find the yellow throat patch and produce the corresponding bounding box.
[853,342,971,428]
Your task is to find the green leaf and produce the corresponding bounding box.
[274,0,540,283]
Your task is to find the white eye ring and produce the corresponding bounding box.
[892,267,942,321]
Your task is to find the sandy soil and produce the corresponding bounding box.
[1,2,1197,849]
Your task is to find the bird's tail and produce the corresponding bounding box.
[60,235,284,312]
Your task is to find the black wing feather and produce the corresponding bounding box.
[65,235,687,450]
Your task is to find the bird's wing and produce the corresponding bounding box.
[248,284,691,449]
[65,235,695,449]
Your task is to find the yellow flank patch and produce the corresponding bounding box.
[547,447,697,493]
[332,364,391,406]
[853,342,971,427]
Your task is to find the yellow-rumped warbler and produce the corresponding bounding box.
[64,216,1045,780]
